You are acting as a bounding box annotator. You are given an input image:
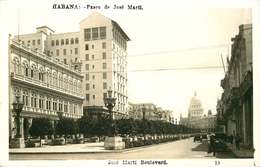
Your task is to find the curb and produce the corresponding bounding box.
[9,139,189,154]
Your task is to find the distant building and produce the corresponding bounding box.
[128,103,173,122]
[179,93,216,132]
[217,24,253,149]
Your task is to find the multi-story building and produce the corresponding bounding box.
[9,36,84,139]
[217,24,253,149]
[13,12,130,119]
[179,93,216,132]
[128,103,173,122]
[79,12,130,118]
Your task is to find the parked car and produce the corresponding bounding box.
[214,138,227,152]
[194,134,201,142]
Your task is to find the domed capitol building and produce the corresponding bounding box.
[180,92,216,132]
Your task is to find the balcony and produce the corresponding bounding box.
[12,74,84,100]
[10,40,82,76]
[240,71,252,96]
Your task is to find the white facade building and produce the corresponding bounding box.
[13,12,130,118]
[9,36,84,139]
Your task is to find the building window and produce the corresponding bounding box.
[64,58,67,64]
[93,95,95,100]
[39,72,44,81]
[85,74,89,80]
[100,27,106,39]
[92,75,95,80]
[31,69,34,78]
[56,40,59,46]
[75,38,79,44]
[102,63,107,69]
[93,84,95,89]
[63,49,66,55]
[86,83,89,90]
[53,102,57,111]
[103,93,107,99]
[64,104,68,112]
[102,42,106,49]
[37,39,40,45]
[32,40,35,45]
[85,44,89,50]
[92,55,94,60]
[92,27,98,40]
[85,54,89,61]
[56,49,59,56]
[71,38,74,44]
[66,39,69,45]
[25,67,29,77]
[61,39,64,45]
[92,45,94,49]
[75,48,78,55]
[92,65,95,69]
[85,64,89,70]
[84,28,91,41]
[86,94,89,101]
[102,52,106,59]
[103,82,107,89]
[103,72,107,79]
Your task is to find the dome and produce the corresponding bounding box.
[188,92,204,118]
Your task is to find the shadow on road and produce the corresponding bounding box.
[191,141,236,158]
[192,142,208,152]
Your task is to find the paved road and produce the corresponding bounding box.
[10,138,235,160]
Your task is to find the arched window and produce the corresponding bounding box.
[12,57,20,75]
[31,64,37,79]
[70,38,74,44]
[38,67,45,82]
[22,61,29,77]
[53,72,57,86]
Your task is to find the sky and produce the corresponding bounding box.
[4,1,252,121]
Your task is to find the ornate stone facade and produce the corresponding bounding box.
[9,37,84,139]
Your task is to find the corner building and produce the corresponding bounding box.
[9,36,84,139]
[14,12,130,119]
[79,13,130,118]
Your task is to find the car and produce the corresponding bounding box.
[194,134,201,142]
[214,139,227,152]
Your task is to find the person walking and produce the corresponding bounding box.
[209,134,216,156]
[235,134,241,150]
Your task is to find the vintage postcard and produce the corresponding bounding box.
[0,0,259,167]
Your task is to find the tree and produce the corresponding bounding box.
[29,117,54,139]
[56,118,78,139]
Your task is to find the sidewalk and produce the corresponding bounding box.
[226,143,254,158]
[9,142,120,154]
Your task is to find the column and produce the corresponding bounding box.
[20,117,24,138]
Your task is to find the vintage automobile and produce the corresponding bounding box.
[193,134,201,142]
[214,133,227,152]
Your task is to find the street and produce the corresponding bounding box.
[10,138,235,160]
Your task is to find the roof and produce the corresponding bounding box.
[111,20,130,41]
[79,12,130,41]
[36,26,55,33]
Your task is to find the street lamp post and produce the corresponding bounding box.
[104,89,117,136]
[142,104,146,121]
[10,95,25,148]
[12,95,24,138]
[104,88,125,150]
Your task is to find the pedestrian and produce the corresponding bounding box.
[209,134,216,156]
[235,134,241,150]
